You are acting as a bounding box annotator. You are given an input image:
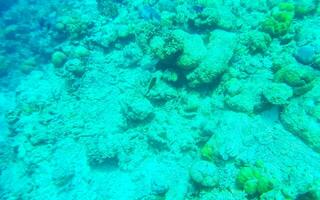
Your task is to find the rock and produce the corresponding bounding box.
[295,0,318,17]
[186,30,237,87]
[65,59,86,77]
[246,31,272,53]
[51,51,67,68]
[297,180,320,200]
[295,45,316,65]
[149,34,182,64]
[224,79,267,114]
[263,83,293,105]
[189,160,218,187]
[280,80,320,152]
[313,54,320,70]
[173,30,207,70]
[123,96,154,122]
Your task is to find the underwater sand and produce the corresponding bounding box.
[1,0,320,199]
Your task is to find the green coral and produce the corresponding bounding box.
[261,3,295,37]
[278,2,295,12]
[236,166,274,197]
[274,65,316,96]
[200,144,214,161]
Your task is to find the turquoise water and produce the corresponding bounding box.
[1,0,320,199]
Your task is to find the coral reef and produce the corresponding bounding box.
[236,165,274,197]
[1,0,320,199]
[189,160,219,187]
[186,30,237,87]
[280,80,320,152]
[261,2,295,37]
[263,83,293,105]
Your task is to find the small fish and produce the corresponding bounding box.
[145,77,157,96]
